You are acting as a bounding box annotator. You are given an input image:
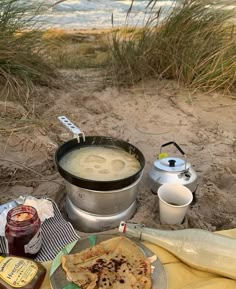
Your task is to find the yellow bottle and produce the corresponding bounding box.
[0,255,46,289]
[119,221,236,280]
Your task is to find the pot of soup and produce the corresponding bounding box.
[55,116,145,215]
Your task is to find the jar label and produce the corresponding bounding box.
[24,229,42,254]
[0,257,38,287]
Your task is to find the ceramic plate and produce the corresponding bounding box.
[50,234,167,289]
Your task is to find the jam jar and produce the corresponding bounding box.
[5,205,42,258]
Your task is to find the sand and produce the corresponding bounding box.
[0,67,235,235]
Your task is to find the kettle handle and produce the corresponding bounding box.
[160,141,187,171]
[160,141,185,155]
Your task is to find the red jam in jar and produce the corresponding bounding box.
[5,205,42,258]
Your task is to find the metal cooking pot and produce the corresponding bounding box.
[55,137,145,191]
[55,116,145,214]
[148,141,198,194]
[65,173,142,215]
[65,197,137,233]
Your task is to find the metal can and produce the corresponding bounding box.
[5,205,42,258]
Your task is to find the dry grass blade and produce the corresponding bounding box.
[109,0,236,93]
[0,0,55,111]
[0,157,64,186]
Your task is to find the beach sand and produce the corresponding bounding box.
[0,50,235,235]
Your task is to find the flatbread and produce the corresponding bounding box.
[61,236,152,289]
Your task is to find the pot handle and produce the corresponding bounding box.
[160,141,187,171]
[58,116,85,143]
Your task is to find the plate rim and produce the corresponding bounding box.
[50,233,167,289]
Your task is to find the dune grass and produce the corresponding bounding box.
[0,0,54,109]
[42,28,111,69]
[109,0,236,93]
[42,27,146,70]
[1,0,235,109]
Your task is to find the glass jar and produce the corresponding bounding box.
[5,205,42,258]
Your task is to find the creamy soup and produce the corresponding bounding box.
[59,146,141,181]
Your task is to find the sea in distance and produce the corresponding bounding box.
[29,0,176,29]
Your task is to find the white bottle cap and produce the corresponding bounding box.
[119,221,127,233]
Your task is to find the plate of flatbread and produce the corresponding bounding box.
[50,234,167,289]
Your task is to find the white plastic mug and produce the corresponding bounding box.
[157,183,193,225]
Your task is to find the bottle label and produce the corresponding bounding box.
[0,257,38,287]
[24,229,42,254]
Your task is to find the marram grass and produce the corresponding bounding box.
[109,0,236,93]
[0,0,54,110]
[42,29,110,69]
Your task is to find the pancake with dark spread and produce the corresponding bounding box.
[61,236,152,289]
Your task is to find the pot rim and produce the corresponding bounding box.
[65,172,143,194]
[55,136,145,191]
